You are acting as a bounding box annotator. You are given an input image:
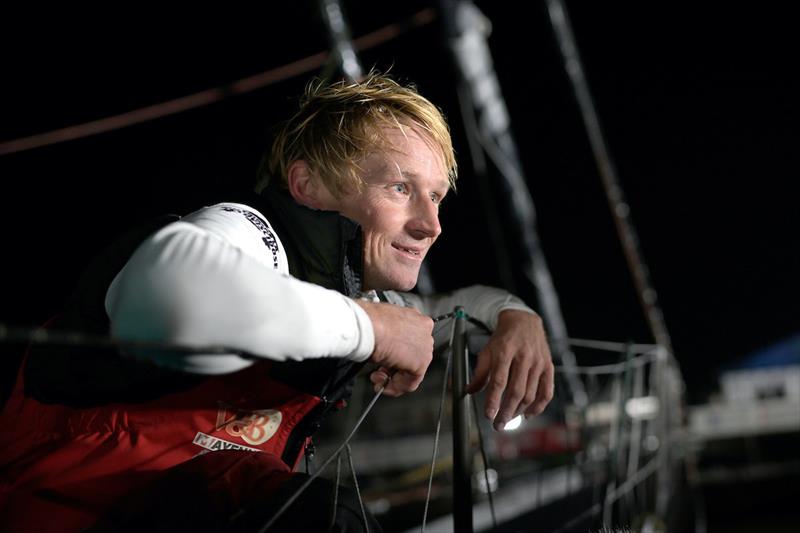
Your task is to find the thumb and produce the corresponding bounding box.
[370,367,391,391]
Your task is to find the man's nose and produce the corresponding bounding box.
[408,196,442,239]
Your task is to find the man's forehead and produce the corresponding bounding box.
[375,128,449,182]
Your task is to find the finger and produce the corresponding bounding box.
[370,368,389,381]
[465,350,491,395]
[526,360,555,417]
[370,368,390,391]
[484,350,512,426]
[382,370,422,397]
[379,372,405,396]
[515,361,542,417]
[496,359,531,431]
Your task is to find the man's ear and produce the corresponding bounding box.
[286,160,334,210]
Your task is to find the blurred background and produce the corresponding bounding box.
[1,1,798,532]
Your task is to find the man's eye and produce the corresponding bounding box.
[392,183,408,194]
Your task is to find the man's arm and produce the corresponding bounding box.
[390,285,555,430]
[106,204,434,397]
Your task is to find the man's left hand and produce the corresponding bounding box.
[465,309,554,430]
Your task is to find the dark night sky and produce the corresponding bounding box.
[1,2,797,404]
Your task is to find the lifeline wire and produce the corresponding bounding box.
[346,443,370,533]
[329,454,342,532]
[554,350,660,376]
[420,315,455,533]
[0,322,248,357]
[469,365,498,530]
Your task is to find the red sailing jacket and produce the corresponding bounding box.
[0,353,322,532]
[0,189,366,531]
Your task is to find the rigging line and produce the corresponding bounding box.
[553,351,659,376]
[0,313,659,366]
[603,371,624,527]
[466,315,492,334]
[346,443,370,533]
[605,454,661,506]
[329,453,342,533]
[625,363,646,518]
[562,337,660,354]
[421,320,456,533]
[468,363,497,530]
[0,310,456,356]
[1,315,662,380]
[431,312,456,339]
[458,314,662,362]
[454,81,517,294]
[545,0,673,354]
[0,322,252,357]
[257,372,392,533]
[0,8,436,156]
[432,312,456,323]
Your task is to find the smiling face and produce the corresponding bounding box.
[330,126,450,291]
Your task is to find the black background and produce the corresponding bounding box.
[2,2,798,404]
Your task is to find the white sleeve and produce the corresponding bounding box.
[385,284,536,330]
[104,203,374,375]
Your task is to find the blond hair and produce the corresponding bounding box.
[260,72,457,197]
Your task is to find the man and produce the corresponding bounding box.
[0,73,553,531]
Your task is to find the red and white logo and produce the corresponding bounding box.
[214,406,282,446]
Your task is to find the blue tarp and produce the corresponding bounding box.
[727,333,800,370]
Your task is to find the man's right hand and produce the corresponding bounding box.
[354,300,434,397]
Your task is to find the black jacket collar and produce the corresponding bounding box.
[255,185,364,298]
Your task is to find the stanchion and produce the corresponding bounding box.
[451,307,473,532]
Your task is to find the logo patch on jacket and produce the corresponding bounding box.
[214,406,283,446]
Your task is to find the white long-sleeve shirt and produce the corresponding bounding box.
[105,203,534,374]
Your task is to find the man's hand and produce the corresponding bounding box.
[465,309,554,430]
[355,300,434,397]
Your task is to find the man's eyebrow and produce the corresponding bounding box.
[393,165,449,190]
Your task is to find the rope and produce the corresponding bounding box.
[0,9,436,156]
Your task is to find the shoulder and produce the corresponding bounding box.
[181,202,289,273]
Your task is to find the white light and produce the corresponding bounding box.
[503,415,523,431]
[625,396,661,420]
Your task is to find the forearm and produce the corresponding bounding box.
[393,284,536,330]
[106,222,374,374]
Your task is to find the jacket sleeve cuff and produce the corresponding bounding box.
[343,298,375,362]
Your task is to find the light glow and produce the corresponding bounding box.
[503,415,523,431]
